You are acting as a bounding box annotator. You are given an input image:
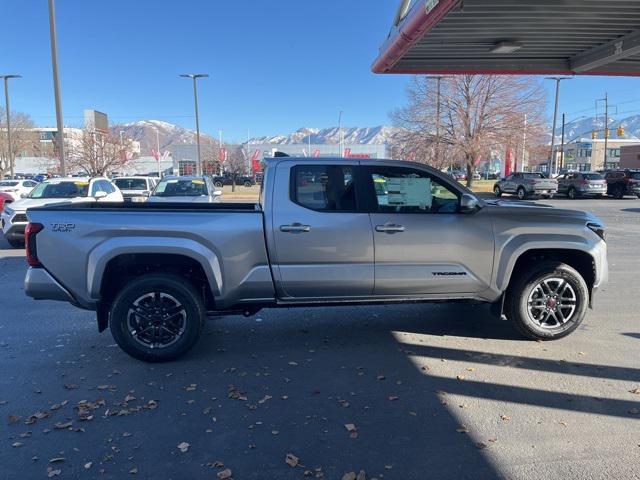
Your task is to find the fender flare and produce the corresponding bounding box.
[87,237,222,301]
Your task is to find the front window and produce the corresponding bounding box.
[29,181,90,198]
[0,181,19,187]
[114,178,147,190]
[153,178,208,197]
[366,166,459,213]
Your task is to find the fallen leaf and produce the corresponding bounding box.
[177,442,190,453]
[124,394,136,403]
[342,473,356,480]
[8,415,21,425]
[388,395,399,401]
[500,415,510,421]
[47,467,61,477]
[456,426,469,433]
[629,388,640,395]
[54,422,72,429]
[64,384,79,390]
[84,462,92,469]
[217,468,232,479]
[629,408,640,415]
[285,453,299,467]
[357,470,366,480]
[456,375,465,381]
[12,442,23,448]
[376,375,386,380]
[476,442,487,449]
[344,423,357,432]
[129,468,138,474]
[49,458,66,463]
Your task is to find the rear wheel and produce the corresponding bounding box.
[567,187,578,199]
[516,187,527,200]
[214,181,223,188]
[109,274,205,362]
[493,185,502,197]
[506,261,588,340]
[612,185,624,199]
[243,181,252,188]
[6,237,24,249]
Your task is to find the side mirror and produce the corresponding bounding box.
[94,191,108,199]
[213,190,222,197]
[460,193,480,213]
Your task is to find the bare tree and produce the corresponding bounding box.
[200,137,223,176]
[222,146,248,192]
[66,125,136,176]
[393,75,546,186]
[0,109,50,178]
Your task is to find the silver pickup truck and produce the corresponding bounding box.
[23,158,608,362]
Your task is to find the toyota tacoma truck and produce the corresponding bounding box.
[23,158,608,362]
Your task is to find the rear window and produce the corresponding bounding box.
[523,173,544,179]
[291,165,356,211]
[153,178,208,197]
[583,173,604,180]
[114,178,147,190]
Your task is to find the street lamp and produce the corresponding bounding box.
[179,73,209,175]
[0,74,21,179]
[545,77,572,175]
[48,0,66,175]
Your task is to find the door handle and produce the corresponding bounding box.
[280,223,311,233]
[375,224,405,233]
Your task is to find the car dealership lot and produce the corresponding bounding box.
[1,198,639,480]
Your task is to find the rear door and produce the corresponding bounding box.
[269,161,374,299]
[362,165,494,295]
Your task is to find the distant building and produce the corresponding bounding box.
[620,144,640,169]
[560,138,640,171]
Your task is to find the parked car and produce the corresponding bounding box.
[1,177,123,247]
[212,174,255,188]
[23,157,607,361]
[113,176,158,202]
[147,176,222,203]
[557,172,607,199]
[493,172,558,199]
[0,179,39,201]
[604,170,640,199]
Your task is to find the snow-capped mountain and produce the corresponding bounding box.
[116,120,217,153]
[554,114,640,142]
[248,125,400,145]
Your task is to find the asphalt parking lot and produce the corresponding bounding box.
[1,197,639,480]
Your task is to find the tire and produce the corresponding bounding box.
[516,187,527,200]
[109,274,205,362]
[6,237,24,248]
[612,185,624,199]
[243,181,252,188]
[493,185,502,197]
[567,187,577,200]
[505,261,589,341]
[214,181,223,188]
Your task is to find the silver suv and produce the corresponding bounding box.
[557,172,607,199]
[494,172,558,199]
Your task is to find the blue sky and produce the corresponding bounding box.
[3,0,640,141]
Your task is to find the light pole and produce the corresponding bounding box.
[545,77,571,175]
[0,74,21,179]
[338,110,343,157]
[48,0,66,175]
[425,75,449,167]
[180,73,208,175]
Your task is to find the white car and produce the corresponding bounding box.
[147,176,222,203]
[0,179,39,201]
[112,176,158,202]
[1,177,123,248]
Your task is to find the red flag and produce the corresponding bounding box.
[313,149,320,158]
[343,148,351,158]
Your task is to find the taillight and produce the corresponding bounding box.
[25,222,44,267]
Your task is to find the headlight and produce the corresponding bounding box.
[587,222,605,242]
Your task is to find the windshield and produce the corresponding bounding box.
[0,181,19,187]
[583,173,604,180]
[114,178,147,190]
[153,178,208,197]
[29,181,90,198]
[631,172,640,180]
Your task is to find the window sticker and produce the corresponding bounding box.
[386,177,431,208]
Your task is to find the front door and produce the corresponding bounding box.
[270,161,374,299]
[362,165,495,296]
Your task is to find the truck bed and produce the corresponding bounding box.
[28,201,261,212]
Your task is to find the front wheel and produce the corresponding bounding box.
[506,261,588,340]
[6,237,24,249]
[611,185,624,199]
[109,274,205,362]
[493,185,502,197]
[214,181,223,188]
[516,187,527,200]
[243,181,252,188]
[567,187,577,200]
